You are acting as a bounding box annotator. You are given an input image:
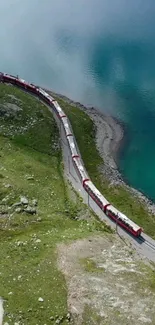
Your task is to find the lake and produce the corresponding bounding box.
[1,0,155,200]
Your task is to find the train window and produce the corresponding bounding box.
[97,198,102,207]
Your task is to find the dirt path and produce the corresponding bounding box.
[58,234,155,325]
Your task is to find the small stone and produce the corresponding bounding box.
[24,206,36,215]
[66,312,71,320]
[8,292,13,295]
[27,176,34,180]
[32,199,38,206]
[50,316,54,320]
[38,297,44,302]
[13,202,22,207]
[15,207,22,213]
[20,196,28,205]
[4,184,12,188]
[17,241,23,246]
[35,239,41,243]
[59,316,64,321]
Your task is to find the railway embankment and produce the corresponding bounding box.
[47,89,155,239]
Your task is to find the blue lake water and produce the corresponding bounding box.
[0,0,155,200]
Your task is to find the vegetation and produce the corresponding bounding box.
[80,257,105,273]
[82,305,105,325]
[51,94,155,238]
[0,84,111,324]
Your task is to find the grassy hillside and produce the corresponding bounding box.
[50,94,155,238]
[0,84,111,324]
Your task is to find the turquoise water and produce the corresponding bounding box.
[0,0,155,200]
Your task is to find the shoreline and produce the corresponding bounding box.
[46,89,155,215]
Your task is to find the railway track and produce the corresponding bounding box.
[1,72,155,261]
[139,236,155,251]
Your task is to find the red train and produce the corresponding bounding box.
[0,72,143,237]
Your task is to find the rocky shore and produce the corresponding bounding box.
[47,89,155,215]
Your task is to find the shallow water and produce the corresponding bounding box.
[0,0,155,200]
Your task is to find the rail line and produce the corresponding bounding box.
[139,236,155,251]
[1,72,155,261]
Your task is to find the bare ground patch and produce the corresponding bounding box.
[58,235,155,325]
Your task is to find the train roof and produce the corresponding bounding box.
[86,180,109,206]
[4,73,16,80]
[17,78,27,84]
[73,156,89,179]
[53,101,65,116]
[62,117,72,135]
[67,136,78,156]
[39,88,53,99]
[17,79,37,89]
[107,205,141,231]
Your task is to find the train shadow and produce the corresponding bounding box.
[135,234,145,244]
[109,217,146,245]
[121,228,145,245]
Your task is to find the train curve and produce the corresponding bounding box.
[0,72,155,262]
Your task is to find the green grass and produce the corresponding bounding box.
[50,94,155,238]
[138,262,155,292]
[0,84,111,324]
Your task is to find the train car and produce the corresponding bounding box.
[0,71,143,238]
[62,117,72,136]
[15,77,27,88]
[52,100,66,119]
[67,136,79,157]
[105,204,142,237]
[38,88,54,104]
[0,72,4,82]
[72,156,89,183]
[28,83,39,94]
[3,73,16,84]
[84,180,109,209]
[2,74,37,94]
[15,78,37,94]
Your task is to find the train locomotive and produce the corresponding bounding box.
[0,72,142,237]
